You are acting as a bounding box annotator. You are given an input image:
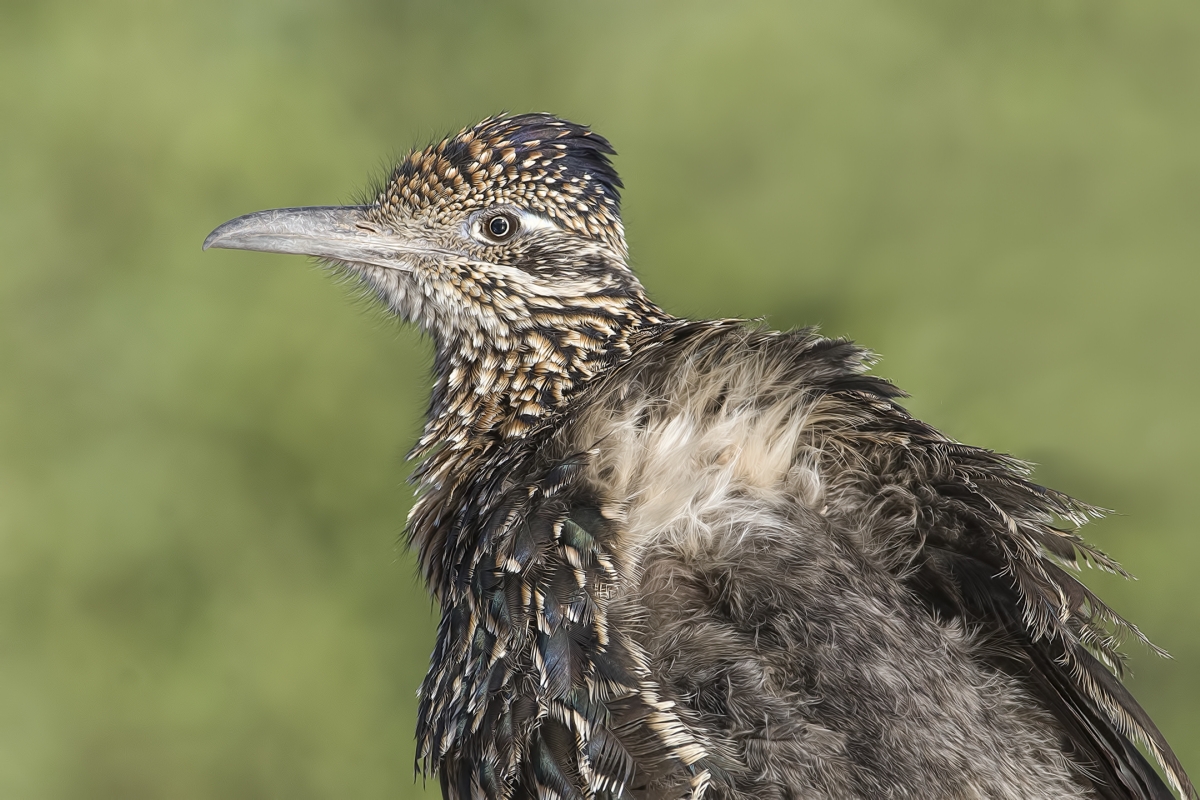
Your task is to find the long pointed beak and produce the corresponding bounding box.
[203,206,416,269]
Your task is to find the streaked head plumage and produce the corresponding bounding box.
[205,113,650,339]
[369,113,625,254]
[205,113,666,444]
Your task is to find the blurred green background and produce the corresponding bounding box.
[1,1,1197,797]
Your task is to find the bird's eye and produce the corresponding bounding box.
[485,213,517,242]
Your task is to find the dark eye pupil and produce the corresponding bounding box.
[488,215,512,238]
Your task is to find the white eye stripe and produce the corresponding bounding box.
[511,210,557,232]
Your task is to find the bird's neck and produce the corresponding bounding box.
[409,292,671,480]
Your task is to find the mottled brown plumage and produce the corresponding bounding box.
[205,114,1195,800]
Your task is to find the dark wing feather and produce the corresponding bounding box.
[414,443,710,800]
[920,544,1177,800]
[822,379,1195,800]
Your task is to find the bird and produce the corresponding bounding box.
[205,113,1195,800]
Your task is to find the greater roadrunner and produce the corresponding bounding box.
[205,114,1195,800]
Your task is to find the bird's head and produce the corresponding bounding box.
[206,114,667,444]
[205,113,659,348]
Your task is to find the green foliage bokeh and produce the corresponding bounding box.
[1,1,1197,797]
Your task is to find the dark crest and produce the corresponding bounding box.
[373,113,625,247]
